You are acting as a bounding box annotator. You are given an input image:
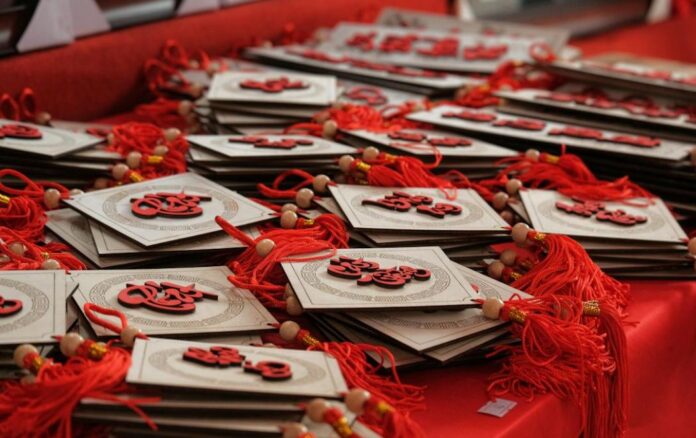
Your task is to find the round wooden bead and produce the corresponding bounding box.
[178,100,193,116]
[691,147,696,166]
[279,321,301,342]
[107,132,116,145]
[282,423,308,438]
[345,388,370,414]
[0,254,10,263]
[35,111,52,125]
[69,188,84,197]
[280,210,298,229]
[688,238,696,256]
[482,297,505,320]
[60,332,84,357]
[338,155,355,173]
[163,128,181,142]
[500,210,514,225]
[284,284,294,299]
[8,242,26,256]
[525,149,540,161]
[126,151,142,169]
[314,110,330,123]
[20,374,36,385]
[295,188,314,209]
[500,249,518,266]
[256,239,275,257]
[511,223,530,245]
[286,296,303,316]
[487,261,505,279]
[14,344,38,368]
[362,146,379,162]
[94,178,110,190]
[312,174,331,193]
[492,192,508,211]
[505,178,523,195]
[120,325,142,347]
[322,120,338,138]
[43,188,62,209]
[153,145,169,156]
[41,259,61,270]
[262,342,278,348]
[281,203,298,213]
[112,163,129,180]
[306,398,329,422]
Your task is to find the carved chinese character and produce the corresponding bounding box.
[463,43,508,60]
[0,295,22,317]
[243,360,293,381]
[417,37,459,57]
[327,256,431,289]
[607,135,660,148]
[596,209,647,226]
[117,281,218,314]
[239,77,308,93]
[235,136,313,149]
[183,346,245,367]
[427,137,472,147]
[416,202,463,218]
[548,126,605,140]
[0,124,43,140]
[362,191,433,212]
[555,199,605,217]
[345,32,376,51]
[555,199,647,227]
[344,86,388,106]
[130,192,212,219]
[442,110,497,122]
[493,118,546,131]
[379,34,418,53]
[387,131,427,142]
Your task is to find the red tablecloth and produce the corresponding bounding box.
[405,280,696,438]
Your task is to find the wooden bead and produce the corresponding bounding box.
[153,145,169,156]
[69,188,84,197]
[525,149,540,161]
[511,223,530,245]
[362,146,379,162]
[505,178,523,195]
[284,284,294,299]
[14,344,38,368]
[41,259,61,270]
[312,174,331,193]
[482,297,505,320]
[345,388,370,414]
[338,155,354,173]
[282,423,309,438]
[163,128,180,142]
[94,178,109,190]
[60,332,84,357]
[306,398,329,422]
[262,342,278,348]
[487,261,505,279]
[314,110,330,123]
[281,203,298,213]
[322,120,338,138]
[280,210,298,229]
[286,296,303,316]
[279,321,301,342]
[688,238,696,256]
[255,239,275,257]
[492,192,508,211]
[295,188,314,209]
[120,325,142,347]
[112,163,129,180]
[126,151,142,169]
[107,132,116,145]
[35,111,52,125]
[43,188,61,209]
[178,100,193,116]
[500,209,515,225]
[500,249,517,266]
[8,242,26,256]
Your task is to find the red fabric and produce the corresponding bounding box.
[573,15,696,64]
[405,280,696,438]
[0,0,447,121]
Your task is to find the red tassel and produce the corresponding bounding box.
[216,216,336,309]
[0,168,69,209]
[344,389,424,438]
[0,227,85,271]
[259,210,350,249]
[507,224,630,310]
[0,195,46,242]
[280,322,425,416]
[257,169,318,200]
[133,98,192,131]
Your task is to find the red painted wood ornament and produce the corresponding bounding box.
[117,280,218,314]
[235,136,313,149]
[130,192,211,219]
[183,346,292,380]
[327,256,431,289]
[240,77,308,93]
[0,295,22,317]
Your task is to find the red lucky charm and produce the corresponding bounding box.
[117,280,218,314]
[362,191,462,218]
[555,199,647,226]
[0,124,42,139]
[387,131,427,142]
[417,37,459,57]
[343,86,388,106]
[345,32,376,51]
[379,34,417,53]
[492,118,546,131]
[130,192,211,219]
[607,134,660,148]
[243,359,293,381]
[327,256,431,289]
[549,126,605,140]
[235,136,313,149]
[463,43,508,60]
[427,136,472,147]
[442,110,497,122]
[0,295,22,317]
[240,77,308,93]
